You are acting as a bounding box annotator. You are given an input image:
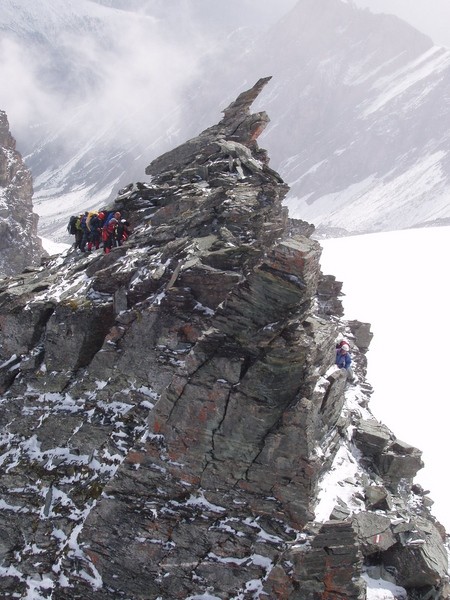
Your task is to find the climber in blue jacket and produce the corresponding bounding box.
[336,343,354,382]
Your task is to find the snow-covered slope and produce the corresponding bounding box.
[249,0,450,234]
[321,226,450,530]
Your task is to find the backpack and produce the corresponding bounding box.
[67,215,78,235]
[86,211,98,231]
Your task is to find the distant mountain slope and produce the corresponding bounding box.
[2,0,450,240]
[252,0,450,234]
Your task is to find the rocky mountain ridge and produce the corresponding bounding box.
[0,111,43,277]
[0,79,448,599]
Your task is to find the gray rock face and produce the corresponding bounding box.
[0,110,44,276]
[0,80,447,599]
[348,320,373,353]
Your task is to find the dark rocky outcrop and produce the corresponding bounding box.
[0,110,44,277]
[0,80,448,599]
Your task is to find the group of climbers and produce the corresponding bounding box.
[67,210,130,254]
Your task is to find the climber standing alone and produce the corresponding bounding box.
[336,343,355,382]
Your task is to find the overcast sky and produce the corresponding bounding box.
[353,0,450,47]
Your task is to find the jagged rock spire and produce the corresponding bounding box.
[146,77,272,177]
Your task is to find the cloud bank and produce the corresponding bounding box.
[0,0,298,154]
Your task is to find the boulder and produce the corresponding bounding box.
[382,517,448,588]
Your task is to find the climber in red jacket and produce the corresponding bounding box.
[102,218,118,254]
